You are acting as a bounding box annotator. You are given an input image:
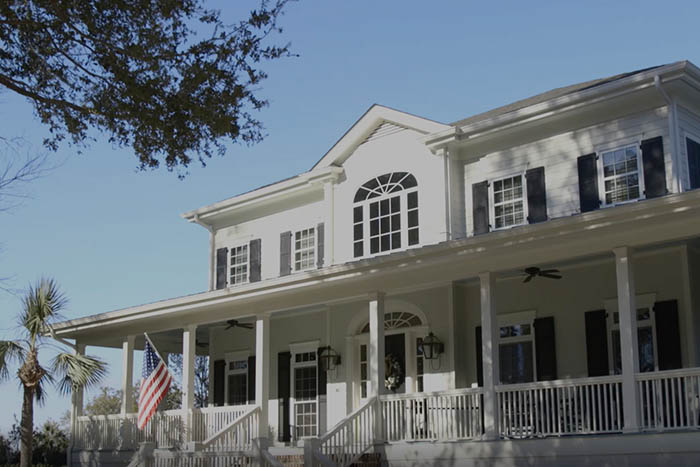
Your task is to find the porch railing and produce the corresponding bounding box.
[316,396,377,467]
[637,367,700,430]
[496,375,624,438]
[380,388,483,441]
[200,405,260,452]
[192,404,254,445]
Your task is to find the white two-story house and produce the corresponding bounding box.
[56,60,700,467]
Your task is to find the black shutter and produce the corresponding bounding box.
[249,239,261,283]
[472,181,490,235]
[577,154,600,212]
[213,359,225,406]
[475,326,483,387]
[584,310,609,377]
[526,167,548,223]
[277,351,291,442]
[216,247,228,289]
[534,317,557,381]
[654,300,682,370]
[248,356,256,403]
[641,136,667,198]
[686,138,700,189]
[317,348,327,396]
[280,231,292,276]
[316,223,325,268]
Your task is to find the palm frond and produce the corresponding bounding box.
[34,371,54,406]
[21,278,68,340]
[51,352,106,396]
[0,341,26,381]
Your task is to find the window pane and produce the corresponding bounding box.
[354,241,363,258]
[407,191,418,209]
[380,199,390,216]
[370,237,379,254]
[370,219,379,236]
[391,214,400,230]
[638,327,654,372]
[391,232,401,249]
[370,202,379,219]
[353,206,363,223]
[354,223,363,240]
[391,196,400,212]
[408,210,418,227]
[499,341,534,384]
[408,228,419,245]
[380,234,390,251]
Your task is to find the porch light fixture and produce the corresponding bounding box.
[319,346,341,372]
[421,332,444,360]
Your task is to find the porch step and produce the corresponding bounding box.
[272,452,382,467]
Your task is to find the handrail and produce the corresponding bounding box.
[635,367,700,380]
[317,396,377,467]
[260,446,284,467]
[495,374,623,392]
[380,387,483,400]
[322,396,376,441]
[201,405,260,449]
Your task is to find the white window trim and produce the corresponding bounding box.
[596,141,646,208]
[224,350,250,406]
[228,243,250,286]
[292,227,317,272]
[353,186,420,260]
[497,310,537,384]
[488,172,528,231]
[290,340,320,441]
[604,293,658,374]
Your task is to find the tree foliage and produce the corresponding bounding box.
[84,384,182,415]
[0,0,294,176]
[0,278,106,467]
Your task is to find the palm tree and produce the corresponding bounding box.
[0,278,106,467]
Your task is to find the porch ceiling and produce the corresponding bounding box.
[53,190,700,348]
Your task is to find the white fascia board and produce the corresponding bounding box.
[53,189,700,339]
[312,104,450,169]
[423,61,695,152]
[181,165,343,225]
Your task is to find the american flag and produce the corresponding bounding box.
[137,338,172,430]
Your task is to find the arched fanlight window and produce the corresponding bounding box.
[352,172,419,258]
[359,311,423,334]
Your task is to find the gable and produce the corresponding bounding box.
[312,105,450,169]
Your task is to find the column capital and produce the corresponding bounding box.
[367,291,385,301]
[613,246,634,258]
[256,311,272,320]
[184,324,198,333]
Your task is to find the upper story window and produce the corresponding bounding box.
[353,172,419,258]
[599,144,643,205]
[491,174,527,230]
[230,245,249,285]
[294,227,316,271]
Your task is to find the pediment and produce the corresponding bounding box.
[312,105,450,169]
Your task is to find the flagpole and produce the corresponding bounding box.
[143,332,168,364]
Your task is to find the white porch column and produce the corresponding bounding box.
[368,292,385,442]
[68,342,85,467]
[479,272,500,440]
[120,335,135,415]
[344,335,354,415]
[614,247,640,431]
[255,313,271,438]
[182,325,197,443]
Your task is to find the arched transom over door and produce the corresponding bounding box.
[352,172,419,258]
[359,311,423,334]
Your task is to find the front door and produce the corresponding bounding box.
[385,333,406,394]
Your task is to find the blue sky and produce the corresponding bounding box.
[1,0,700,430]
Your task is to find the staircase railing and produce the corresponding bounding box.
[315,396,377,467]
[200,405,260,452]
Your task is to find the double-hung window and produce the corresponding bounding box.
[290,343,319,439]
[225,352,249,406]
[599,144,644,205]
[229,245,249,285]
[498,312,536,384]
[294,227,316,271]
[607,296,658,374]
[491,174,527,230]
[353,172,419,258]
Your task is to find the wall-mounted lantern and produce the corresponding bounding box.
[420,332,444,360]
[319,346,341,371]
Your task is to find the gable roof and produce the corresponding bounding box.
[311,104,450,169]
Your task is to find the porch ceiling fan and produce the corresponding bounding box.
[224,319,254,330]
[522,267,562,283]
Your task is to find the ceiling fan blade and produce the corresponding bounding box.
[539,269,560,275]
[540,273,562,279]
[239,323,254,329]
[523,274,534,283]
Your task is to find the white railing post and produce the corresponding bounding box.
[614,247,641,432]
[182,324,197,446]
[479,272,500,440]
[368,292,385,442]
[304,437,320,467]
[68,342,86,467]
[121,335,135,416]
[256,313,271,439]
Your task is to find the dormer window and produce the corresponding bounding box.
[353,172,419,258]
[294,227,316,271]
[230,245,249,285]
[599,144,643,205]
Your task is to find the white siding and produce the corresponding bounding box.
[678,104,700,190]
[215,197,325,282]
[463,108,671,236]
[333,125,447,265]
